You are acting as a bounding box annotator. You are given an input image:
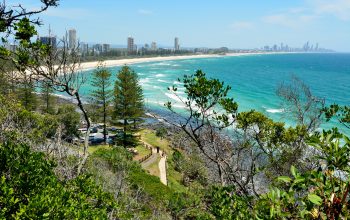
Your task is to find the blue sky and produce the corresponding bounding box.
[7,0,350,51]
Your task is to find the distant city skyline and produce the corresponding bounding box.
[6,0,350,52]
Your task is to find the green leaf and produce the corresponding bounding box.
[293,177,305,184]
[308,194,322,205]
[277,176,291,183]
[290,165,297,177]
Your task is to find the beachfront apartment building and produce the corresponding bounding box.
[103,44,111,53]
[127,37,134,53]
[174,37,180,51]
[69,29,77,49]
[39,36,57,48]
[151,42,157,51]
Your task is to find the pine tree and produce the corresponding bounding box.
[41,80,56,114]
[18,76,37,111]
[90,64,113,143]
[130,74,144,129]
[114,65,144,146]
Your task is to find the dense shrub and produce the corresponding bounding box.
[0,142,117,219]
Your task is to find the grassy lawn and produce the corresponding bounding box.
[133,145,152,161]
[146,156,161,177]
[139,129,171,154]
[167,160,187,192]
[88,145,111,154]
[137,128,188,191]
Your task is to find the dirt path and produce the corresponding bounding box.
[159,156,167,185]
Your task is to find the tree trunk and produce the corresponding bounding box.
[103,104,107,144]
[75,92,91,175]
[123,118,127,147]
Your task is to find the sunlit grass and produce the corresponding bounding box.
[133,145,152,161]
[88,144,111,154]
[139,129,171,154]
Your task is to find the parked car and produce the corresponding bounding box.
[90,127,98,134]
[89,133,105,145]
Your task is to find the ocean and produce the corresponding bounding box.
[78,53,350,133]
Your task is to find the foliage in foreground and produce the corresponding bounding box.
[209,132,350,219]
[0,142,117,219]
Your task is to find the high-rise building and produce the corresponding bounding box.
[151,41,157,51]
[80,42,89,54]
[127,37,134,52]
[273,44,278,51]
[39,36,57,48]
[68,29,77,49]
[174,37,180,51]
[102,44,110,53]
[93,44,103,53]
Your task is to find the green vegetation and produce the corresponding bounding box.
[155,127,167,139]
[140,129,171,153]
[40,79,56,114]
[1,1,350,219]
[56,104,81,142]
[0,142,116,219]
[324,104,350,129]
[17,76,38,111]
[134,144,152,161]
[90,63,113,143]
[114,66,144,146]
[87,144,111,154]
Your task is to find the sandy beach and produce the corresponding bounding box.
[79,52,281,71]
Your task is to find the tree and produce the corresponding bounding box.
[165,70,239,187]
[114,65,144,146]
[0,0,93,175]
[20,34,91,175]
[277,76,325,132]
[57,104,80,142]
[0,94,58,146]
[324,104,350,129]
[165,70,323,197]
[17,75,37,111]
[90,63,113,143]
[41,79,56,114]
[130,72,144,129]
[0,68,11,95]
[156,127,167,140]
[0,0,93,172]
[0,0,59,61]
[0,142,117,219]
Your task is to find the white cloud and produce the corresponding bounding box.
[230,21,254,30]
[310,0,350,21]
[138,9,153,15]
[262,0,350,28]
[263,13,316,28]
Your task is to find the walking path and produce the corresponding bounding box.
[159,156,167,185]
[141,148,158,169]
[139,141,168,186]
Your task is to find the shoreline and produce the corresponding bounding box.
[79,52,301,71]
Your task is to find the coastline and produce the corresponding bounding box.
[79,52,294,71]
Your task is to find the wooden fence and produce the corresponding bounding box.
[138,152,152,163]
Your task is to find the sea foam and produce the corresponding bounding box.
[266,108,284,113]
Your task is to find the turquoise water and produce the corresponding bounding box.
[79,53,350,132]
